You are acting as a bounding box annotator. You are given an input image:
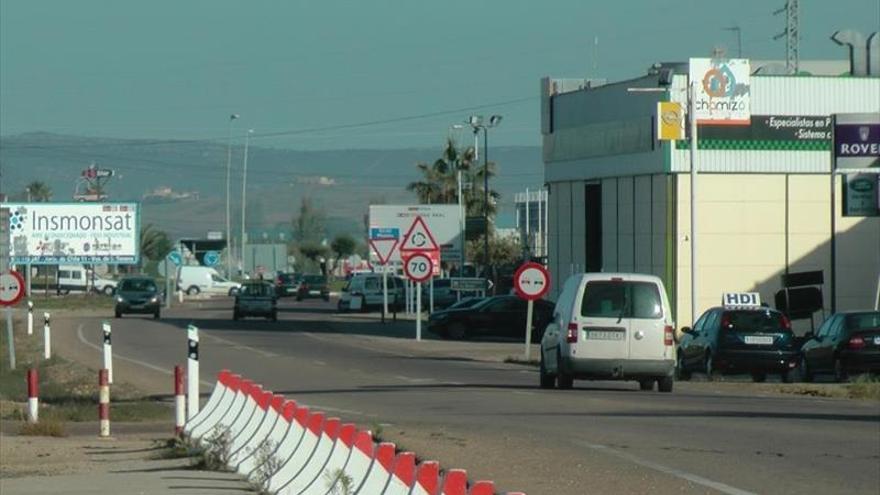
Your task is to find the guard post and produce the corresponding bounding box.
[186,324,199,420]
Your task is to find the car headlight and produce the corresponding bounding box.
[116,296,125,303]
[150,296,159,303]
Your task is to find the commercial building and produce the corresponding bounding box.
[541,57,880,328]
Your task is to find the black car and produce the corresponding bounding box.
[420,278,491,310]
[428,295,555,341]
[677,306,799,382]
[234,281,278,321]
[115,276,161,319]
[275,273,302,298]
[297,274,330,302]
[800,311,880,382]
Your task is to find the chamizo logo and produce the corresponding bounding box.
[702,64,737,98]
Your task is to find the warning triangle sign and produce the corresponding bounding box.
[369,238,398,265]
[399,216,439,253]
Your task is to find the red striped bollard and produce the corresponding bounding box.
[174,365,185,436]
[98,368,110,437]
[26,368,38,423]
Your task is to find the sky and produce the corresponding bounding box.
[1,0,878,150]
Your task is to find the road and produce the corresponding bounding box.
[55,297,880,495]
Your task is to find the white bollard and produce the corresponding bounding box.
[174,365,185,436]
[186,324,200,420]
[27,301,33,336]
[99,368,110,437]
[102,322,113,384]
[43,312,51,360]
[178,288,184,304]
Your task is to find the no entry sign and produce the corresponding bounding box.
[0,270,25,307]
[514,262,550,301]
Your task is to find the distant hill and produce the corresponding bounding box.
[0,132,543,239]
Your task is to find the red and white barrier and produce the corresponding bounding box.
[184,370,528,495]
[174,365,186,436]
[99,368,110,437]
[26,368,38,423]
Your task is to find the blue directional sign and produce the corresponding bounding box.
[370,227,400,240]
[166,250,182,266]
[203,250,220,267]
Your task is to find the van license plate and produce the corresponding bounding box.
[744,335,774,345]
[873,336,880,345]
[585,330,624,341]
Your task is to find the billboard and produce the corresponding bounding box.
[3,203,140,265]
[833,113,880,170]
[368,205,462,263]
[689,58,750,125]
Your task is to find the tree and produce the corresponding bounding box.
[298,241,329,274]
[330,234,357,272]
[140,224,172,261]
[25,181,52,202]
[292,197,326,244]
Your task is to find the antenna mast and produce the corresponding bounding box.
[773,0,800,74]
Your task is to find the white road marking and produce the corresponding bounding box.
[394,375,435,383]
[512,390,536,396]
[581,442,758,495]
[300,403,373,417]
[313,360,327,366]
[200,332,278,358]
[76,324,213,387]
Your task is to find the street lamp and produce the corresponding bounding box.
[448,124,466,277]
[240,129,254,276]
[225,113,239,278]
[628,82,699,323]
[468,114,502,280]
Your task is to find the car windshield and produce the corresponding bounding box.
[844,312,880,331]
[240,283,273,297]
[581,281,662,319]
[120,279,157,292]
[304,275,325,284]
[722,310,790,333]
[449,297,484,310]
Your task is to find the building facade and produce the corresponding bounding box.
[541,61,880,328]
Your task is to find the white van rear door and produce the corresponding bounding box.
[575,279,630,360]
[626,280,669,361]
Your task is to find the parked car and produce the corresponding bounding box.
[446,296,485,310]
[297,274,330,301]
[539,273,676,392]
[115,276,161,319]
[338,273,406,311]
[177,266,241,296]
[275,273,302,298]
[55,265,118,295]
[428,295,554,342]
[677,304,799,383]
[234,281,278,321]
[800,311,880,382]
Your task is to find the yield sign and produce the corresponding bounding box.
[369,238,398,265]
[399,216,439,253]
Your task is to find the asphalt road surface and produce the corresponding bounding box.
[57,297,880,495]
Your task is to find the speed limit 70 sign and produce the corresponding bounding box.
[403,252,434,283]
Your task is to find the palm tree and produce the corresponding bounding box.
[25,181,52,202]
[140,224,172,262]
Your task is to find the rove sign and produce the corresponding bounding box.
[834,113,880,169]
[2,203,140,265]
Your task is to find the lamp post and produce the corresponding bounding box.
[448,124,466,277]
[240,129,254,276]
[225,113,240,278]
[468,114,502,280]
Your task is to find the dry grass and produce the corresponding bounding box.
[18,419,67,437]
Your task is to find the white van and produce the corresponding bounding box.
[338,273,405,312]
[539,273,676,392]
[177,266,241,296]
[57,265,118,295]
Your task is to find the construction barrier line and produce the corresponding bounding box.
[239,398,295,476]
[184,370,232,436]
[230,393,283,468]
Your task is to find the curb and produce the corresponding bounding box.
[184,369,526,495]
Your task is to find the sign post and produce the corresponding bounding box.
[368,231,399,321]
[404,252,434,341]
[513,262,551,361]
[102,321,113,384]
[1,270,25,371]
[186,324,199,420]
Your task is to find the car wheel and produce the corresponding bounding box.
[186,286,200,296]
[781,368,796,384]
[233,311,240,321]
[657,376,674,393]
[675,352,691,381]
[833,357,848,383]
[704,353,717,381]
[271,311,278,322]
[539,352,556,389]
[556,350,574,390]
[296,296,303,302]
[638,379,654,391]
[337,300,346,313]
[800,356,813,383]
[153,310,160,320]
[228,288,238,297]
[447,323,467,340]
[323,295,330,302]
[751,372,767,383]
[103,286,115,296]
[114,310,122,319]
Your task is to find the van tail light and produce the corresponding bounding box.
[664,325,674,346]
[566,323,579,343]
[781,315,792,330]
[847,336,866,350]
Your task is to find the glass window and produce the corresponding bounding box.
[240,283,272,296]
[304,275,325,285]
[703,311,720,334]
[365,278,380,291]
[58,270,70,279]
[71,271,82,280]
[816,316,836,338]
[580,281,663,319]
[692,312,710,333]
[120,279,157,292]
[211,274,225,283]
[844,312,880,331]
[722,310,790,333]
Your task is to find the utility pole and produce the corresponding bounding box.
[724,26,742,58]
[225,114,239,278]
[774,0,800,74]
